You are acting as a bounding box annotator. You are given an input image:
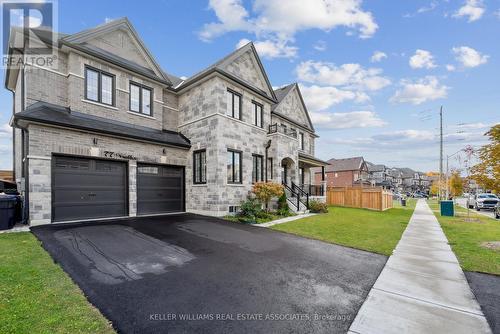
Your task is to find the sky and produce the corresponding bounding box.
[0,0,499,173]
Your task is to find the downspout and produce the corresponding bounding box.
[10,90,15,181]
[21,66,29,224]
[264,140,271,182]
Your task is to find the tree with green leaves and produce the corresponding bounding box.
[471,124,500,193]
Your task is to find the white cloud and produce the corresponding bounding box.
[453,0,485,22]
[299,85,369,111]
[296,61,391,91]
[310,110,386,129]
[199,0,252,42]
[313,40,327,52]
[403,1,439,17]
[390,76,449,105]
[200,0,378,57]
[236,38,298,58]
[454,122,498,130]
[446,64,456,71]
[0,123,12,138]
[328,127,488,150]
[452,46,489,68]
[370,51,387,63]
[409,49,436,69]
[373,130,435,143]
[417,1,438,14]
[9,9,42,28]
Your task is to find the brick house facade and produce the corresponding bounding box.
[313,157,369,187]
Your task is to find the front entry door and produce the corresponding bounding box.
[282,164,288,185]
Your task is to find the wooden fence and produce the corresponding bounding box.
[326,186,393,211]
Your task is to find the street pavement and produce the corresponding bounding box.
[349,199,492,334]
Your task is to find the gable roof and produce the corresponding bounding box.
[272,83,315,132]
[397,167,416,178]
[175,42,277,102]
[13,102,191,148]
[61,17,171,85]
[274,83,296,104]
[367,164,386,172]
[324,157,366,172]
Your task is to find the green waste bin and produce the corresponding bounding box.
[440,200,454,216]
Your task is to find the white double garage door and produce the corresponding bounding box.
[51,155,184,222]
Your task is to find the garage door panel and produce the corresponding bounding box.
[53,188,127,203]
[53,172,125,187]
[54,203,127,222]
[137,164,184,215]
[52,156,128,222]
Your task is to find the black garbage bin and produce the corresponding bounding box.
[0,195,17,230]
[401,198,407,207]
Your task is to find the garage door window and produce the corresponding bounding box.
[138,166,159,174]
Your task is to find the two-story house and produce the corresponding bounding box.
[367,163,392,189]
[314,156,369,187]
[5,18,326,225]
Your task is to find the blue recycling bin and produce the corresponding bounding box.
[0,195,17,230]
[440,200,454,217]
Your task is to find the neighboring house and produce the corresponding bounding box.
[5,18,326,225]
[314,157,369,187]
[397,168,415,192]
[366,163,391,188]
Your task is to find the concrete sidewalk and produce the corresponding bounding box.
[349,199,492,334]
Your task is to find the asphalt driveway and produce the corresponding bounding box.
[32,214,386,334]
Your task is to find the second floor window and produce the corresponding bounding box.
[85,66,115,106]
[130,82,153,116]
[227,149,242,184]
[226,89,241,120]
[299,132,304,150]
[252,154,264,183]
[193,150,206,184]
[253,101,263,128]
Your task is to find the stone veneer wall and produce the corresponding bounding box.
[27,124,188,225]
[179,76,292,216]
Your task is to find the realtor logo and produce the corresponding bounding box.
[1,0,58,68]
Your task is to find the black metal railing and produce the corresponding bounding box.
[282,182,299,211]
[298,184,324,196]
[268,123,298,138]
[291,181,309,209]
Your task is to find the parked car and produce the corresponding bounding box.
[468,193,499,211]
[413,192,428,199]
[495,203,500,219]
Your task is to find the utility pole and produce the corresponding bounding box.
[439,106,443,200]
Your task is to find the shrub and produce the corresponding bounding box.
[309,200,328,213]
[238,197,261,220]
[277,192,291,216]
[255,210,273,220]
[252,182,284,211]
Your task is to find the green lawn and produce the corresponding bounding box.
[427,199,500,275]
[271,199,416,256]
[0,232,115,334]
